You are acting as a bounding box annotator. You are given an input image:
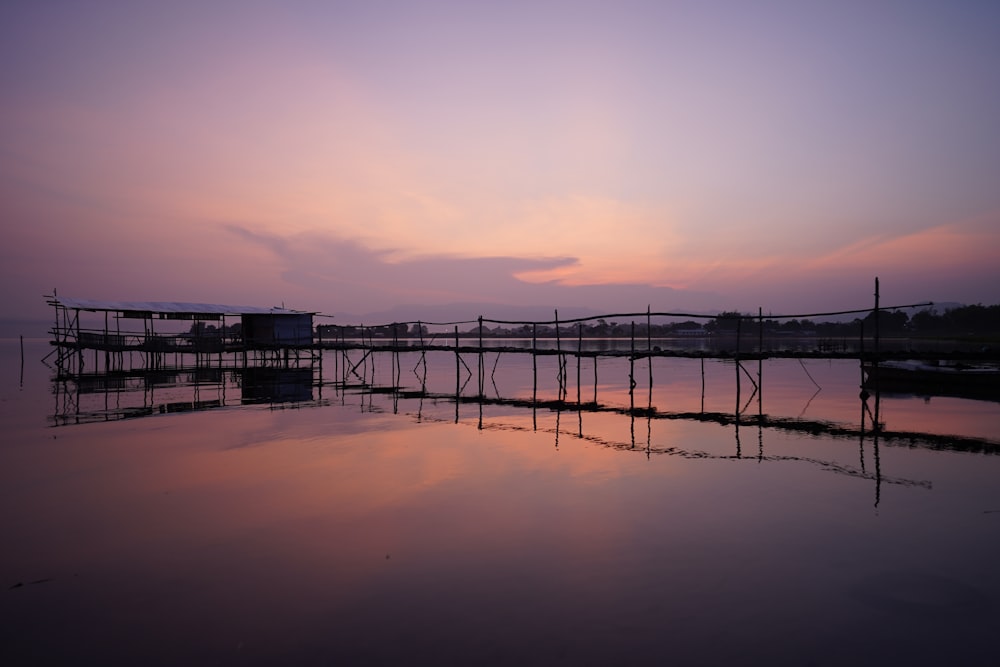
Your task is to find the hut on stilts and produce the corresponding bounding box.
[46,294,316,376]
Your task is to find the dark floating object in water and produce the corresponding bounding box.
[863,360,1000,402]
[7,578,53,590]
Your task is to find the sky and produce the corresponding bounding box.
[2,0,999,325]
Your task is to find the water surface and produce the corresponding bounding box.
[2,339,999,665]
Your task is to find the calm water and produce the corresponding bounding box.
[2,339,999,666]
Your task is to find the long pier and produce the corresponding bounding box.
[44,280,1000,425]
[51,276,999,381]
[43,280,999,433]
[42,281,1000,514]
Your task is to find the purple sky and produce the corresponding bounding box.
[3,1,999,324]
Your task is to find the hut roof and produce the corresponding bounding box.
[51,296,313,316]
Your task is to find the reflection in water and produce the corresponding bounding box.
[51,365,319,425]
[4,339,1000,666]
[50,351,999,459]
[50,347,996,513]
[240,367,315,404]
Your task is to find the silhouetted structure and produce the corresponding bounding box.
[46,294,316,375]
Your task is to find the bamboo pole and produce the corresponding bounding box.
[874,276,880,363]
[629,320,635,413]
[554,310,563,399]
[532,322,537,430]
[647,306,653,408]
[576,322,582,406]
[700,357,705,413]
[478,316,484,398]
[75,309,83,373]
[758,307,763,422]
[873,277,881,435]
[418,321,427,390]
[393,323,400,388]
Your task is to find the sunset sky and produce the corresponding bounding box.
[3,1,999,325]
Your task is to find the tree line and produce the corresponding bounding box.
[316,304,1000,339]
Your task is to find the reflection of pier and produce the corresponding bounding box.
[51,366,320,426]
[323,363,932,510]
[319,334,997,508]
[355,381,997,456]
[340,357,996,448]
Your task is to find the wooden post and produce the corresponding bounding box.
[758,307,763,355]
[532,322,537,401]
[872,277,881,437]
[629,320,635,413]
[758,307,763,422]
[360,325,367,381]
[75,309,83,372]
[115,313,122,371]
[454,325,460,422]
[316,321,323,379]
[873,277,880,363]
[735,316,742,417]
[554,310,563,399]
[700,357,705,413]
[418,321,427,390]
[735,316,742,420]
[478,316,484,398]
[341,328,348,388]
[532,322,537,430]
[104,311,109,373]
[393,323,400,388]
[646,306,653,408]
[333,337,342,404]
[576,322,582,405]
